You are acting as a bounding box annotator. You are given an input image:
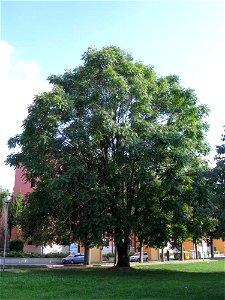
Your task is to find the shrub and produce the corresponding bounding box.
[44,252,69,258]
[102,252,115,259]
[0,251,69,258]
[0,251,26,258]
[9,239,24,252]
[107,252,114,258]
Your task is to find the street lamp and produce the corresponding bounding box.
[3,195,12,271]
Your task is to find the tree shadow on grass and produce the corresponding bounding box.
[1,262,224,300]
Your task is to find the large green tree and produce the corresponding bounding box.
[6,46,209,266]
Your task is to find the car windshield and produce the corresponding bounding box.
[133,253,140,256]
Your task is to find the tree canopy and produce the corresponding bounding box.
[6,46,210,266]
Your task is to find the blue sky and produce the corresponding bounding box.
[0,0,224,192]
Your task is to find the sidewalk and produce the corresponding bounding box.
[0,257,62,266]
[1,257,223,271]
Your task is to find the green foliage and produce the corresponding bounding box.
[0,251,68,258]
[207,126,225,240]
[103,252,115,259]
[9,239,24,252]
[0,188,10,249]
[0,187,9,214]
[8,193,25,233]
[43,252,69,258]
[6,46,210,266]
[171,161,214,247]
[0,251,32,258]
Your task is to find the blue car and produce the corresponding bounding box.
[62,253,85,264]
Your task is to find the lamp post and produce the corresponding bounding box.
[3,195,12,271]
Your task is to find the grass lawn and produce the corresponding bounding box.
[0,260,224,299]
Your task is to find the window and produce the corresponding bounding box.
[31,179,36,188]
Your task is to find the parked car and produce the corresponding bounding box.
[130,252,148,262]
[62,253,85,264]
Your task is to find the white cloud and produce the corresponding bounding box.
[0,41,51,192]
[13,60,42,80]
[0,41,15,77]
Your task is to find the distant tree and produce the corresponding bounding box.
[207,127,225,256]
[0,187,9,214]
[0,187,10,248]
[138,159,213,260]
[183,162,214,259]
[6,46,210,266]
[8,193,25,239]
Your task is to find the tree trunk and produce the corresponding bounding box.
[180,243,184,261]
[139,241,143,263]
[115,237,130,267]
[84,235,90,265]
[210,235,214,259]
[194,240,198,259]
[161,248,165,262]
[114,245,117,266]
[84,245,90,265]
